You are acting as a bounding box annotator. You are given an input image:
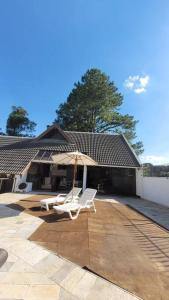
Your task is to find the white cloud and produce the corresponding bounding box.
[125,81,134,89]
[140,75,149,87]
[141,155,169,165]
[134,87,146,94]
[124,74,150,94]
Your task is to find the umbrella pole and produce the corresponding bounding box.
[72,157,78,189]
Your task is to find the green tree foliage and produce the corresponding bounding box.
[0,120,5,135]
[55,69,143,155]
[6,106,36,137]
[0,131,5,135]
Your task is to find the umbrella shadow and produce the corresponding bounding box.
[40,212,71,223]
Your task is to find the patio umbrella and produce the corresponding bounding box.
[52,151,97,189]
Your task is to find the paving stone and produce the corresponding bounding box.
[110,285,140,300]
[50,261,75,284]
[71,272,97,299]
[0,298,23,300]
[0,238,22,251]
[0,272,7,281]
[59,288,78,300]
[34,253,65,277]
[86,277,139,300]
[24,284,60,300]
[0,283,28,299]
[0,261,14,272]
[17,245,49,266]
[1,272,54,285]
[8,239,35,255]
[9,259,37,273]
[61,267,85,291]
[86,277,113,300]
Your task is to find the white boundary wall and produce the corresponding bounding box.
[136,169,169,207]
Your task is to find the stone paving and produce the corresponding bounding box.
[0,193,141,300]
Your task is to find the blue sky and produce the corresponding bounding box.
[0,0,169,164]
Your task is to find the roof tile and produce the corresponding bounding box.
[0,131,140,174]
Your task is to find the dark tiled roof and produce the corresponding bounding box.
[0,136,30,147]
[0,139,76,174]
[0,131,140,174]
[65,132,140,168]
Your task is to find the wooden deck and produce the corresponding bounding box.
[9,194,169,300]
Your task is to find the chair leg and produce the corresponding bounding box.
[68,211,74,220]
[68,209,80,220]
[41,204,45,210]
[46,204,49,211]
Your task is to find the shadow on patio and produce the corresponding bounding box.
[0,203,21,218]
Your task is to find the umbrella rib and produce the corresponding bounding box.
[53,155,70,164]
[53,152,77,165]
[52,151,97,166]
[79,156,85,165]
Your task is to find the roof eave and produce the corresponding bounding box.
[35,124,71,143]
[121,134,142,167]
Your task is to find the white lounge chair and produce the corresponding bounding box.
[40,187,82,211]
[53,188,97,220]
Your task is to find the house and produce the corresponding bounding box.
[0,125,141,195]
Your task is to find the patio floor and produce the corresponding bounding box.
[0,193,140,300]
[7,193,169,300]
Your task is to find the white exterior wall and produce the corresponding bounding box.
[136,175,169,207]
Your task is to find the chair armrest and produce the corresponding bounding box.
[57,193,67,197]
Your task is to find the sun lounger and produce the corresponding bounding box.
[40,187,82,211]
[53,188,97,220]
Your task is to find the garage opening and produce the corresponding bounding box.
[87,166,136,195]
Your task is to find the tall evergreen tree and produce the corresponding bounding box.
[55,68,143,155]
[6,106,36,137]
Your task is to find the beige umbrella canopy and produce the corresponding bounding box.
[52,151,97,189]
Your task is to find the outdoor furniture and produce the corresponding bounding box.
[40,187,82,211]
[53,188,97,220]
[0,249,8,268]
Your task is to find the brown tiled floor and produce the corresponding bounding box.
[9,195,169,300]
